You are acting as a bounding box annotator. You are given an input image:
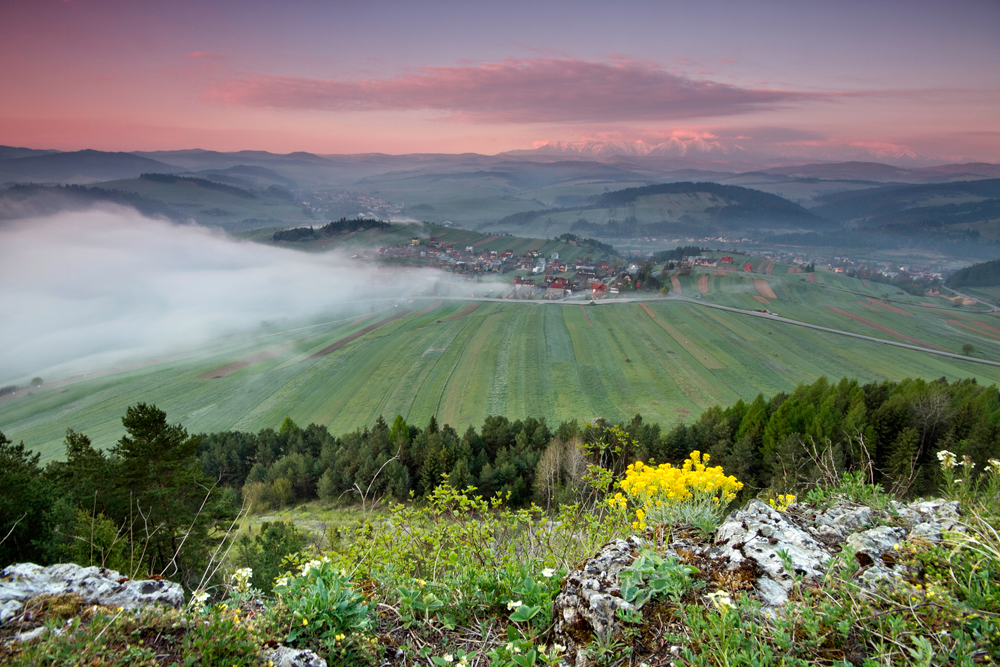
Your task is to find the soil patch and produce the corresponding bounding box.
[787,266,802,274]
[765,261,775,275]
[951,313,1000,335]
[415,300,444,317]
[858,300,884,312]
[670,275,682,294]
[640,303,656,318]
[753,279,777,299]
[698,275,710,294]
[752,295,770,305]
[756,260,767,273]
[303,309,412,361]
[470,235,500,247]
[946,319,1000,340]
[197,347,289,379]
[826,307,940,349]
[866,297,910,315]
[807,273,816,282]
[443,302,481,321]
[580,306,594,327]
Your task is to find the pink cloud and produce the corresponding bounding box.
[186,52,224,60]
[207,57,829,123]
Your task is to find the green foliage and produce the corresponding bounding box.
[618,549,699,609]
[273,558,377,664]
[232,520,307,593]
[0,430,56,565]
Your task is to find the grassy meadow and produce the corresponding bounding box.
[3,263,998,461]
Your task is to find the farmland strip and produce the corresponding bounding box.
[866,297,910,315]
[946,319,1000,340]
[698,275,710,294]
[303,309,412,361]
[752,295,770,305]
[951,313,1000,335]
[826,307,940,349]
[859,300,884,312]
[765,262,775,276]
[197,347,289,379]
[756,260,767,272]
[753,279,777,299]
[807,273,816,283]
[471,235,500,247]
[580,306,594,327]
[415,300,444,317]
[642,305,726,370]
[671,276,682,294]
[443,303,481,321]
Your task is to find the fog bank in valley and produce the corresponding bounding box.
[0,206,444,384]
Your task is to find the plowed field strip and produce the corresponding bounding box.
[753,279,777,299]
[946,319,1000,339]
[866,297,910,315]
[642,307,725,369]
[807,273,816,283]
[197,347,289,379]
[443,303,480,321]
[303,310,412,361]
[415,300,444,316]
[827,307,940,349]
[752,295,770,305]
[756,260,767,272]
[671,276,682,294]
[787,266,802,274]
[952,313,1000,335]
[859,300,884,312]
[698,275,710,294]
[765,262,775,275]
[580,306,594,327]
[471,235,500,247]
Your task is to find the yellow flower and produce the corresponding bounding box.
[302,617,309,626]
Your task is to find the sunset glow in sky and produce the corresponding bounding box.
[1,0,998,162]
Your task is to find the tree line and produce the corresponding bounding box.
[4,376,999,582]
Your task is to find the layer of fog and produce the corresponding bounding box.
[0,206,447,385]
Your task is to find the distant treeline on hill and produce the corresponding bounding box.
[4,376,999,572]
[273,217,390,242]
[947,258,1000,289]
[0,184,182,221]
[554,233,618,256]
[139,173,256,199]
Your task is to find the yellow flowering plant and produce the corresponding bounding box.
[609,451,743,535]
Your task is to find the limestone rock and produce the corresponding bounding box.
[0,563,184,624]
[846,526,905,558]
[551,536,645,662]
[263,645,328,667]
[893,498,962,542]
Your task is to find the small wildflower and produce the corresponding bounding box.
[443,654,453,663]
[416,578,427,587]
[893,544,900,550]
[507,600,523,610]
[541,568,556,578]
[302,617,309,626]
[705,590,734,610]
[553,643,566,653]
[937,450,957,469]
[191,590,209,608]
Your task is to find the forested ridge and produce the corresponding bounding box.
[4,376,1000,579]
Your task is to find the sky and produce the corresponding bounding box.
[1,0,998,162]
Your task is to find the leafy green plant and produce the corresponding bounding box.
[273,558,376,664]
[618,548,699,609]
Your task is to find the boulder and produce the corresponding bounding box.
[263,645,328,667]
[550,536,645,662]
[0,563,184,624]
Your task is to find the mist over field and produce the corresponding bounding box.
[0,206,443,384]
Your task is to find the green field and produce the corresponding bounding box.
[3,264,998,461]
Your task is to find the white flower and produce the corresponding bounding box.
[231,567,253,594]
[937,450,957,469]
[507,599,523,610]
[541,568,556,578]
[552,643,566,653]
[705,590,734,610]
[443,654,453,663]
[190,590,209,607]
[988,458,1000,474]
[962,455,976,471]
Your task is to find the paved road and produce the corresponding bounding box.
[410,294,1000,368]
[943,286,1000,313]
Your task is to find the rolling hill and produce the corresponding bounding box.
[3,260,997,461]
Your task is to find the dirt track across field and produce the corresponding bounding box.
[753,279,777,299]
[304,309,412,361]
[198,348,289,379]
[953,314,1000,335]
[443,303,481,321]
[640,303,656,318]
[827,307,940,349]
[580,306,594,327]
[947,319,1000,339]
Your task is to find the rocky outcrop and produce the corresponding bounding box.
[550,496,964,662]
[263,645,328,667]
[0,563,184,625]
